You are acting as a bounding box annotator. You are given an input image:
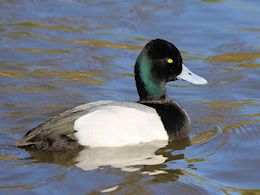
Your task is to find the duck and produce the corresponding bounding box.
[15,39,207,151]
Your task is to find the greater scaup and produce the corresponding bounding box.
[15,39,207,151]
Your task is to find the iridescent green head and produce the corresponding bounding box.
[135,39,207,101]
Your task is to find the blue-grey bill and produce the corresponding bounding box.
[177,64,208,85]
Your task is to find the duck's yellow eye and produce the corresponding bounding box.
[167,58,174,63]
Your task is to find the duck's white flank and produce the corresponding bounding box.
[74,102,168,147]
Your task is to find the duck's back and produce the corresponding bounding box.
[15,100,114,151]
[15,101,170,150]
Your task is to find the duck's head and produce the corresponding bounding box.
[135,39,208,101]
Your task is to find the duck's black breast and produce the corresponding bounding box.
[140,100,191,141]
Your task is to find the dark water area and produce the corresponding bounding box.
[0,0,259,194]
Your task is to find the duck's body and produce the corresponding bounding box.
[16,100,189,150]
[15,39,207,151]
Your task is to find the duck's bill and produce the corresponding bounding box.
[177,64,208,85]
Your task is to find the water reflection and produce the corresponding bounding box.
[26,140,191,175]
[76,141,168,172]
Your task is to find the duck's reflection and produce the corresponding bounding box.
[26,139,191,174]
[75,140,168,172]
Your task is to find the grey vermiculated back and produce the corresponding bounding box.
[15,100,114,150]
[15,100,157,150]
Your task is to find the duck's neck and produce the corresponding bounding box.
[135,55,166,101]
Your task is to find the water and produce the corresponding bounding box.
[0,0,259,194]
